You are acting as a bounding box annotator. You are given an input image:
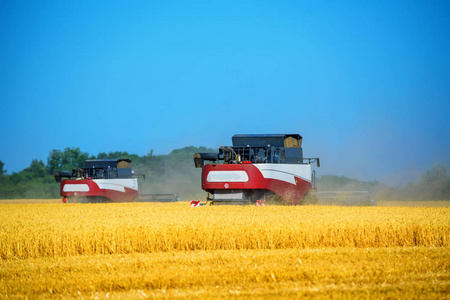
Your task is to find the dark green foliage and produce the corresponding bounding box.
[0,160,6,175]
[47,147,91,174]
[0,160,6,184]
[0,159,60,199]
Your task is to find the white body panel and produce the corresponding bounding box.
[207,171,249,182]
[254,164,311,184]
[63,184,90,192]
[92,179,138,192]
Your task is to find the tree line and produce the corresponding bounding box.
[0,147,449,200]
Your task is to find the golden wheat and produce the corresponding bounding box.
[377,200,450,207]
[1,202,449,299]
[1,203,448,260]
[1,247,448,299]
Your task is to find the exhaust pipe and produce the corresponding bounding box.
[54,171,72,182]
[194,153,219,168]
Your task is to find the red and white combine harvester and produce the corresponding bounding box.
[54,159,180,203]
[193,134,375,206]
[193,134,320,205]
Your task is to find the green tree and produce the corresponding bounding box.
[0,160,6,184]
[0,160,6,175]
[1,159,59,199]
[22,159,47,180]
[47,147,90,174]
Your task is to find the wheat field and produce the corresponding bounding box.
[1,201,449,298]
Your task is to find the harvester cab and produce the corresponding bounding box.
[194,134,320,205]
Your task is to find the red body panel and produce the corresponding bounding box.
[202,164,312,205]
[60,179,138,202]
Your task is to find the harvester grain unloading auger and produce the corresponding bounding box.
[193,134,376,206]
[54,159,181,203]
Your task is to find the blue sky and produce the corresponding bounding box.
[1,0,449,185]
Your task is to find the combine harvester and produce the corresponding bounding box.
[192,134,375,206]
[54,159,181,203]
